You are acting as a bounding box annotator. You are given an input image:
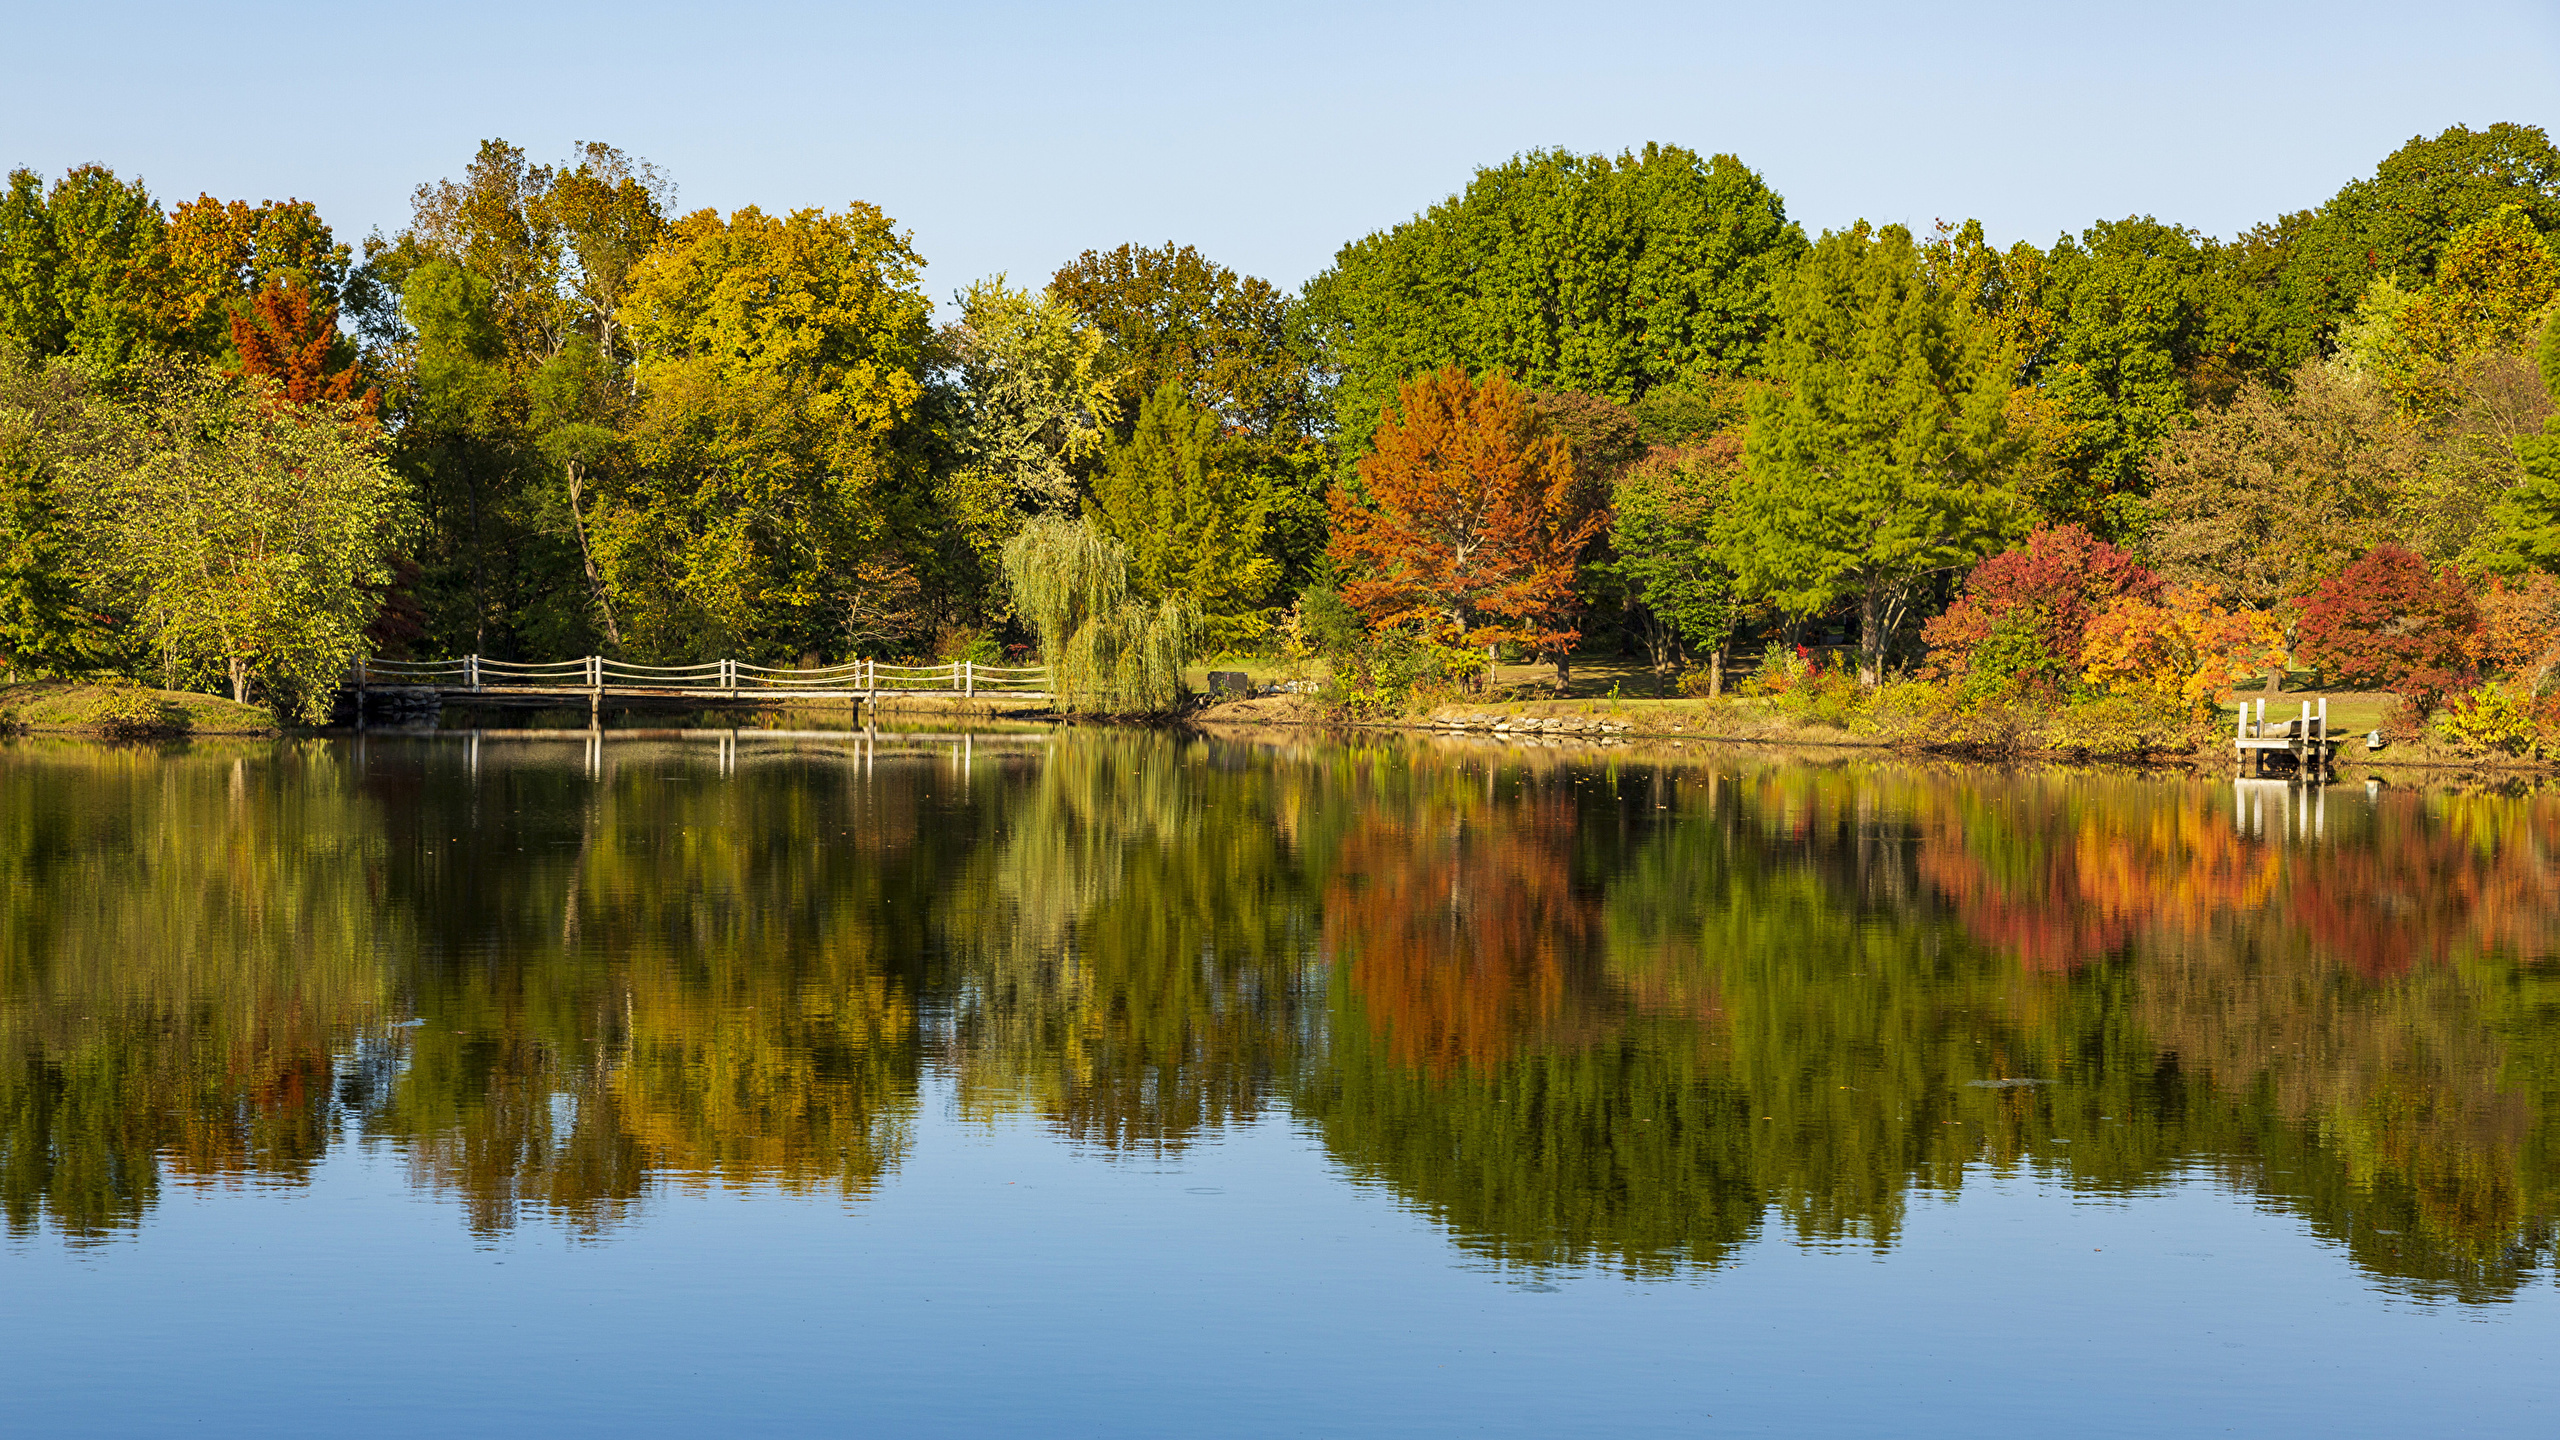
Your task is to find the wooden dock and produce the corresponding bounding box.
[2235,696,2337,780]
[350,656,1052,728]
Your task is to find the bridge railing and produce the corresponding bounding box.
[356,656,1050,696]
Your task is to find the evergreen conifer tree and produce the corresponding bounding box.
[1732,223,2029,684]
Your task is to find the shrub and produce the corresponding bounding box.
[2429,683,2559,758]
[1922,524,2161,682]
[1318,624,1486,716]
[1960,612,2077,702]
[1743,644,1863,727]
[89,688,191,739]
[2035,693,2207,758]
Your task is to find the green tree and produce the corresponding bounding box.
[1049,242,1317,443]
[1733,223,2029,684]
[2145,360,2413,604]
[1050,243,1331,591]
[1611,434,1743,673]
[2341,206,2560,420]
[0,348,99,674]
[63,363,417,719]
[2034,217,2289,539]
[1000,514,1194,713]
[367,140,673,657]
[1087,382,1277,649]
[2283,123,2560,338]
[1306,145,1806,472]
[0,165,173,371]
[600,199,934,661]
[936,276,1119,578]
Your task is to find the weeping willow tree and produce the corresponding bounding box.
[1001,515,1196,713]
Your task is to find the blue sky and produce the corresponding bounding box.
[6,1,2555,302]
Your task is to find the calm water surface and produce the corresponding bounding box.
[4,729,2558,1436]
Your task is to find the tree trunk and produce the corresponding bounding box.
[1857,585,1886,687]
[229,655,250,705]
[1709,642,1726,698]
[567,463,624,649]
[1553,654,1571,692]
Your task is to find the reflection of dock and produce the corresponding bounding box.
[2235,777,2327,841]
[2236,697,2338,780]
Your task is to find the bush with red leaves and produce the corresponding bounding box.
[2293,545,2479,715]
[1921,524,2162,685]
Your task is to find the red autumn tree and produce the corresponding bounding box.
[2293,544,2479,710]
[1327,367,1608,685]
[1921,523,2161,680]
[228,282,375,412]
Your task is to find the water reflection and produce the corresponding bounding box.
[2,733,2555,1300]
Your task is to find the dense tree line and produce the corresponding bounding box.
[3,125,2559,715]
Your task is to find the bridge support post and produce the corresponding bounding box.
[963,659,973,698]
[354,656,367,732]
[588,655,602,732]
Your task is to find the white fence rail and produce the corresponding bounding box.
[354,656,1050,697]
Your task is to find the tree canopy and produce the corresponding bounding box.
[1732,222,2030,682]
[1307,145,1806,473]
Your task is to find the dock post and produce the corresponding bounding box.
[963,659,974,698]
[467,654,481,691]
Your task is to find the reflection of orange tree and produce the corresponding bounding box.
[1303,765,1758,1275]
[1909,770,2560,1297]
[1915,775,2560,978]
[1322,787,1605,1074]
[1914,777,2279,972]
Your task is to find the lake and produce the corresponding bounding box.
[4,728,2557,1436]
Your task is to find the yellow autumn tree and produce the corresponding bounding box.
[2081,585,2287,714]
[601,202,935,660]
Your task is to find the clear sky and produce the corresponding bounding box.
[6,1,2555,302]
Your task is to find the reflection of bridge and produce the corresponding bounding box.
[360,726,1051,779]
[351,656,1053,727]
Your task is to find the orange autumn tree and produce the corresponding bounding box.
[229,283,374,412]
[1327,367,1607,686]
[2080,585,2286,715]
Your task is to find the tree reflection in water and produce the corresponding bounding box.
[1,732,2555,1299]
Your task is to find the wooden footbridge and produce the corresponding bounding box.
[350,655,1052,727]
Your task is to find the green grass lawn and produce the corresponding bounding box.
[0,681,276,735]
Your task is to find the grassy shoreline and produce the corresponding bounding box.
[0,681,277,737]
[1192,685,2557,775]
